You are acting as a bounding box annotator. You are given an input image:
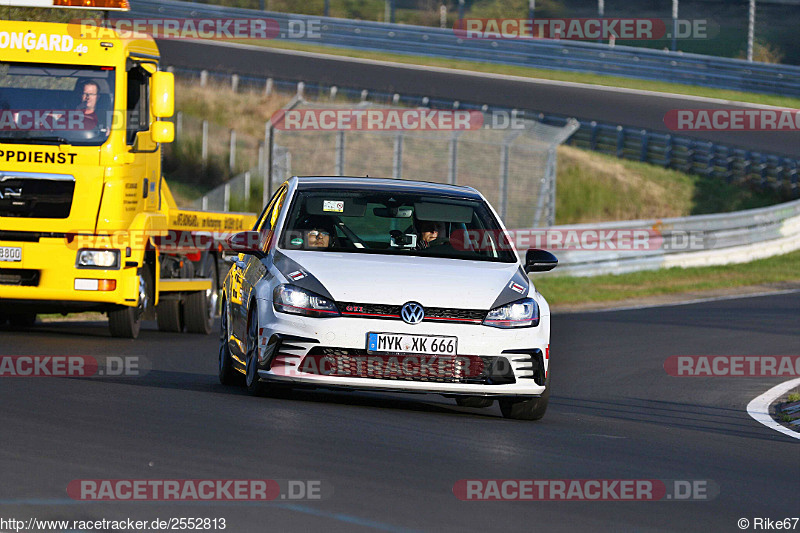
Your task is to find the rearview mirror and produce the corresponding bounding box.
[224,231,265,258]
[151,71,175,118]
[525,249,558,273]
[150,121,174,143]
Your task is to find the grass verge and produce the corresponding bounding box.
[532,249,800,306]
[237,40,800,110]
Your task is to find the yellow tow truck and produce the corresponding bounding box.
[0,4,256,337]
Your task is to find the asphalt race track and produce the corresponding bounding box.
[0,291,797,532]
[156,40,800,158]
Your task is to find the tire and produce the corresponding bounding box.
[109,268,152,339]
[9,312,37,327]
[499,377,550,421]
[244,306,267,396]
[156,299,183,332]
[455,396,494,409]
[108,307,141,339]
[218,298,238,386]
[185,254,218,335]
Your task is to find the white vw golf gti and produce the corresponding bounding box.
[219,177,558,420]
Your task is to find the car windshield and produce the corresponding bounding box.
[0,62,116,146]
[279,188,517,263]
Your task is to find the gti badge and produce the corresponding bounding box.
[400,302,425,325]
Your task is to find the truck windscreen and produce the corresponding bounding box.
[0,62,116,146]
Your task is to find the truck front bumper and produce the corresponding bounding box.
[0,236,139,310]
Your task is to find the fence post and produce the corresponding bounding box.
[330,86,338,101]
[639,130,649,162]
[224,183,230,212]
[265,78,273,97]
[448,133,458,185]
[664,134,673,168]
[202,196,208,211]
[361,89,368,103]
[297,81,305,99]
[244,171,251,206]
[335,131,345,176]
[589,121,598,150]
[229,129,236,173]
[258,142,265,179]
[615,125,625,158]
[175,111,182,143]
[499,141,510,221]
[200,69,208,87]
[231,74,239,93]
[393,133,403,178]
[201,120,209,164]
[264,125,273,206]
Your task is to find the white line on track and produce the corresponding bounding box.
[747,377,800,440]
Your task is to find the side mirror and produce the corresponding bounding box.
[225,231,265,258]
[525,248,558,273]
[151,71,175,118]
[150,120,174,143]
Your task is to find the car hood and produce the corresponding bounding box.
[278,249,525,310]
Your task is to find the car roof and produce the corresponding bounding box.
[292,176,484,200]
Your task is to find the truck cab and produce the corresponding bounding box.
[0,20,254,337]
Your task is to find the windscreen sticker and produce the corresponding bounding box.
[323,200,344,213]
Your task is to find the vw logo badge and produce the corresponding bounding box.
[401,302,425,325]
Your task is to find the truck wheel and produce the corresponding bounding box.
[109,268,151,339]
[156,300,183,332]
[108,307,141,339]
[455,396,494,408]
[185,255,217,335]
[9,313,37,327]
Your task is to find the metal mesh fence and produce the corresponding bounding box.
[183,97,577,227]
[269,101,578,228]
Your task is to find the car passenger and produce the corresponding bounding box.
[416,220,446,249]
[298,216,336,249]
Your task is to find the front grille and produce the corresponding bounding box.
[299,347,515,385]
[337,302,486,324]
[0,268,40,286]
[0,177,74,218]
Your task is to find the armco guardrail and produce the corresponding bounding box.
[130,0,800,98]
[166,67,799,195]
[546,199,800,277]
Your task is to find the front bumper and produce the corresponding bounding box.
[255,302,550,397]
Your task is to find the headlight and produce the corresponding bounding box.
[483,298,539,328]
[273,284,339,318]
[76,249,120,269]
